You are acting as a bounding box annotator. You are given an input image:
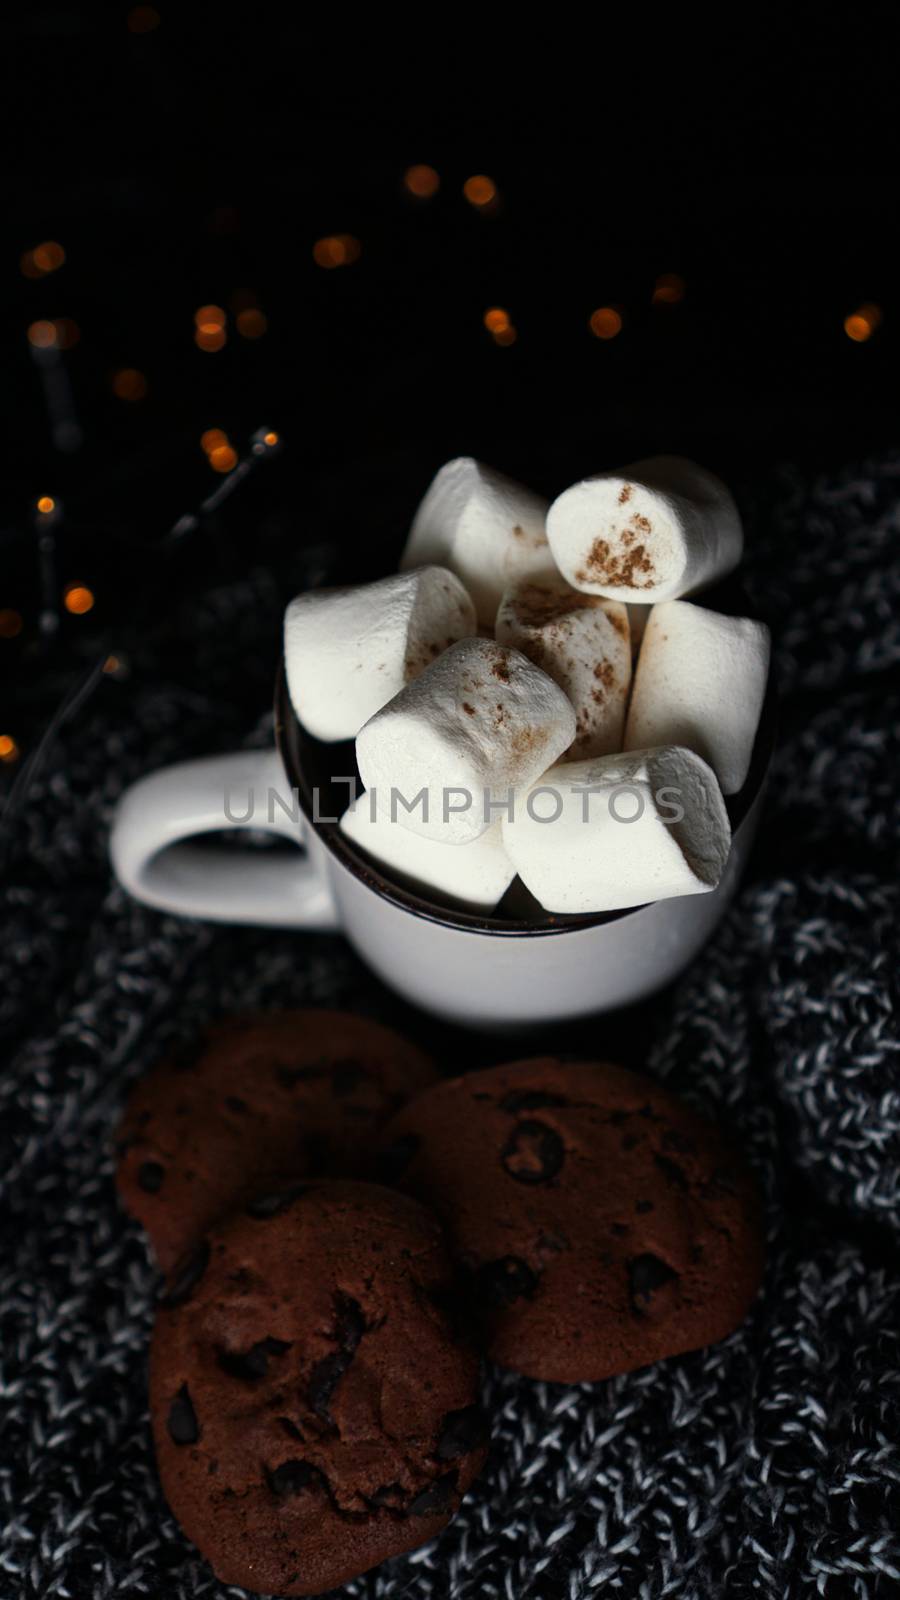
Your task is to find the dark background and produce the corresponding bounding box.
[2,9,898,777]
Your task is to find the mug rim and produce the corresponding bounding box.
[274,661,775,938]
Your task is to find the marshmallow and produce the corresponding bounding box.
[356,637,577,845]
[501,746,731,915]
[284,566,476,742]
[400,457,555,627]
[625,601,770,795]
[546,456,743,603]
[495,574,631,759]
[340,795,515,912]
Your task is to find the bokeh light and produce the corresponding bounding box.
[236,308,267,338]
[652,273,685,305]
[0,610,24,640]
[208,444,238,473]
[200,427,228,453]
[111,368,148,401]
[404,165,440,198]
[589,307,623,340]
[844,303,882,342]
[63,584,95,615]
[128,5,160,31]
[463,175,497,209]
[36,495,56,515]
[483,307,511,333]
[0,735,20,764]
[21,241,66,278]
[27,321,58,349]
[313,235,361,269]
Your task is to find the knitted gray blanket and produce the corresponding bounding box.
[2,458,899,1600]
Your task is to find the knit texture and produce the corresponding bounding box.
[2,458,899,1599]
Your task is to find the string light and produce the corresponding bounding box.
[21,240,66,278]
[236,308,267,338]
[589,307,623,340]
[0,610,23,640]
[36,495,56,515]
[844,303,882,342]
[404,165,440,198]
[0,735,20,764]
[313,235,361,269]
[63,584,95,616]
[652,273,685,305]
[127,5,160,30]
[112,368,148,401]
[463,175,498,210]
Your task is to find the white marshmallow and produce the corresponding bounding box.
[502,746,731,915]
[546,456,743,603]
[625,601,770,796]
[284,566,476,743]
[356,637,577,845]
[400,457,555,627]
[495,574,631,759]
[340,795,515,911]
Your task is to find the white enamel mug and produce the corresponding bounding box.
[110,665,774,1031]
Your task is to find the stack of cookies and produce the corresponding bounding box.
[116,1010,764,1596]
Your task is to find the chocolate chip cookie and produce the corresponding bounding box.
[116,1011,435,1274]
[376,1057,764,1382]
[149,1181,488,1594]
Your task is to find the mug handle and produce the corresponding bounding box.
[109,748,338,929]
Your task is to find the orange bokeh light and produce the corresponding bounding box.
[652,273,685,305]
[483,307,511,333]
[201,428,228,453]
[195,326,226,352]
[313,235,361,269]
[64,584,95,616]
[463,174,497,208]
[21,240,66,278]
[37,495,56,514]
[28,320,58,349]
[589,307,623,340]
[236,308,267,338]
[263,431,279,447]
[404,164,440,198]
[0,610,23,639]
[208,444,238,473]
[0,735,20,763]
[194,304,226,327]
[128,6,161,32]
[844,303,882,342]
[492,325,517,347]
[112,368,148,401]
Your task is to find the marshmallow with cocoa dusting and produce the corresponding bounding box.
[400,457,555,627]
[356,638,577,846]
[502,746,731,915]
[340,798,515,911]
[284,567,476,743]
[546,456,742,603]
[625,600,770,795]
[495,574,631,759]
